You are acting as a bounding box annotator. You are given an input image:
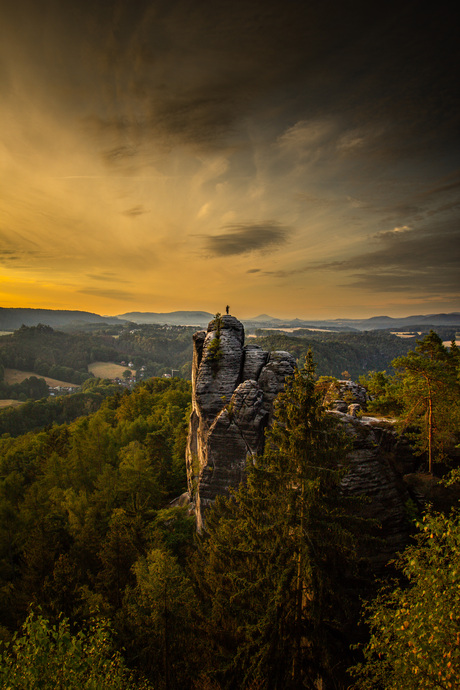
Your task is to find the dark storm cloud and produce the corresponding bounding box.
[317,222,460,295]
[420,173,460,199]
[9,0,451,158]
[259,219,460,298]
[3,0,459,159]
[200,222,290,256]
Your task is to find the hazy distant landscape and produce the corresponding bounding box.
[1,306,460,332]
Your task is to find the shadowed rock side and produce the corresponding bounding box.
[186,315,296,531]
[337,414,415,568]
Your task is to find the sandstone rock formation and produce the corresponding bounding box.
[186,315,296,530]
[323,379,368,412]
[186,316,416,565]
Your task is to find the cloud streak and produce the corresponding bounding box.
[200,222,291,256]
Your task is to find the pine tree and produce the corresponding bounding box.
[392,331,460,473]
[195,352,363,689]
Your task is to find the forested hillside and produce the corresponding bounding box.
[1,323,440,398]
[0,378,192,671]
[0,331,459,688]
[253,329,417,379]
[0,324,195,388]
[0,378,121,437]
[0,325,117,385]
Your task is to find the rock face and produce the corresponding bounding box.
[324,379,368,412]
[186,315,296,530]
[336,413,415,567]
[186,316,417,566]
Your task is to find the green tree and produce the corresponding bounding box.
[118,441,161,516]
[351,510,460,689]
[359,370,403,416]
[122,548,198,689]
[195,353,363,689]
[392,331,460,473]
[0,610,153,689]
[96,509,142,609]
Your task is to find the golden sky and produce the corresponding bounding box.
[1,0,459,319]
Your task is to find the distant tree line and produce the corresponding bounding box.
[253,329,418,379]
[0,324,194,385]
[0,378,121,437]
[0,375,49,402]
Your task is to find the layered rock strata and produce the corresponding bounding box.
[186,315,296,530]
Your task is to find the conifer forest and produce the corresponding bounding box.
[0,324,459,688]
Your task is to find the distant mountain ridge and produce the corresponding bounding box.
[0,308,458,332]
[0,308,124,330]
[244,313,460,331]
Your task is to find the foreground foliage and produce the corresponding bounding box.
[351,510,460,689]
[0,611,153,689]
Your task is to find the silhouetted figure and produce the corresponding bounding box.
[226,305,230,314]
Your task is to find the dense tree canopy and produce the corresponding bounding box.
[194,354,367,689]
[0,326,458,688]
[253,329,416,379]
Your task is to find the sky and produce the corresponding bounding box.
[1,0,459,320]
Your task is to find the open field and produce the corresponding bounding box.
[88,361,135,379]
[0,399,23,408]
[0,331,13,337]
[3,368,77,388]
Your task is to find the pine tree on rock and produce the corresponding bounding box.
[195,351,363,689]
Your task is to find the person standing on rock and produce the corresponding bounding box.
[226,305,230,314]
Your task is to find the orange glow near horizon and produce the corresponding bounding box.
[0,2,458,320]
